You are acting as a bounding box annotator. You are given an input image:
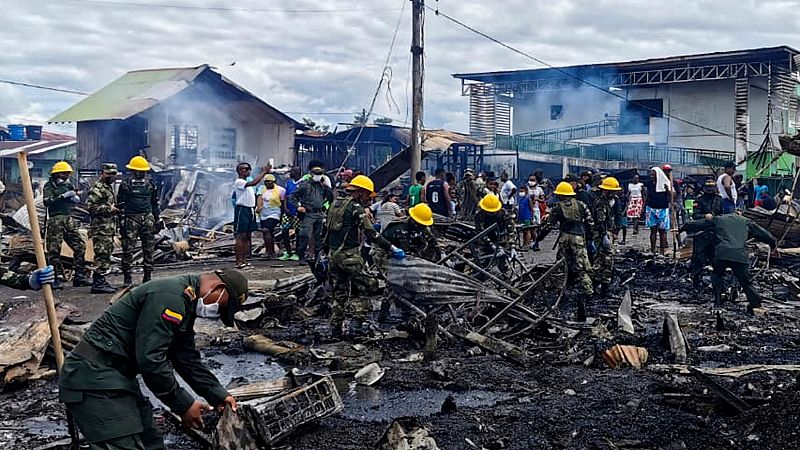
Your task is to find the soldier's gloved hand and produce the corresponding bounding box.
[60,190,77,199]
[29,265,55,290]
[602,234,612,251]
[69,195,81,204]
[390,245,406,260]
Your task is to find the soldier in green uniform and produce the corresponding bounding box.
[373,203,439,322]
[87,163,119,294]
[291,161,334,263]
[118,156,160,287]
[43,161,92,289]
[591,176,622,297]
[682,213,776,313]
[474,193,516,274]
[324,175,405,337]
[59,269,248,450]
[689,179,723,291]
[540,181,595,321]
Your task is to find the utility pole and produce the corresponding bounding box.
[410,0,424,176]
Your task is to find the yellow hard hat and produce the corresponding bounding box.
[554,181,576,196]
[126,155,151,171]
[479,193,502,213]
[599,176,622,191]
[346,175,375,193]
[50,161,73,174]
[409,203,434,226]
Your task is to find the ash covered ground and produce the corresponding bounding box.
[2,231,800,450]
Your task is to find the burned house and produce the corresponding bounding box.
[454,46,800,177]
[49,65,301,171]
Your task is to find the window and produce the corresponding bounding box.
[210,128,236,163]
[619,99,663,134]
[550,105,563,120]
[171,125,198,165]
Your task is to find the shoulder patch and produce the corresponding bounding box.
[162,308,184,325]
[183,286,196,301]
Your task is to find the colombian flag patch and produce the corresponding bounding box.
[162,308,183,325]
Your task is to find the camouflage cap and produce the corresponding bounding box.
[102,163,118,174]
[214,269,248,327]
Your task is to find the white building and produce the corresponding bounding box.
[454,46,800,177]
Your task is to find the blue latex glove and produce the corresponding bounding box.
[29,265,55,290]
[587,241,597,256]
[390,245,406,260]
[69,195,81,204]
[601,234,612,251]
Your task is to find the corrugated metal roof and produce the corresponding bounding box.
[0,140,76,157]
[48,65,208,123]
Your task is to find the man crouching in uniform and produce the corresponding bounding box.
[58,269,248,449]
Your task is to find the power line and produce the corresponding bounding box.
[0,79,89,95]
[429,5,757,148]
[67,0,401,14]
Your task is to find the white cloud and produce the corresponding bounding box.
[1,0,798,134]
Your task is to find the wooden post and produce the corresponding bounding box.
[410,0,425,176]
[17,151,65,371]
[423,314,438,361]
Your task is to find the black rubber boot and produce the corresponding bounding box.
[378,299,392,323]
[91,273,117,294]
[52,277,64,291]
[122,272,133,288]
[576,298,587,322]
[142,271,152,283]
[73,272,92,287]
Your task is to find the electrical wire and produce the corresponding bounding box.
[65,0,401,14]
[428,4,759,147]
[0,79,89,96]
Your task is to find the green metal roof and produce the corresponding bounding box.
[49,65,207,123]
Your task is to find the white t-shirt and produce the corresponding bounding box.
[529,185,544,202]
[256,185,286,220]
[717,173,737,202]
[500,180,517,206]
[234,178,256,208]
[628,182,643,198]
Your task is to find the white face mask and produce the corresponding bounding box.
[312,174,323,183]
[528,181,536,187]
[196,287,224,319]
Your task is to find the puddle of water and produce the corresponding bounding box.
[341,388,511,422]
[20,417,68,437]
[142,351,285,408]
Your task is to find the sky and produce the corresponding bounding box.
[2,0,800,136]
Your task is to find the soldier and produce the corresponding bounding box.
[374,203,439,322]
[475,193,515,248]
[43,161,92,289]
[291,161,334,262]
[456,169,479,220]
[689,179,724,291]
[118,156,160,287]
[592,176,622,297]
[325,175,405,338]
[540,182,595,321]
[87,163,120,294]
[59,269,247,449]
[682,213,776,313]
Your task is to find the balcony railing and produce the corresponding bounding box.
[499,135,734,166]
[514,117,620,142]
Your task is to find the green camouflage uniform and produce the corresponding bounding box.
[592,194,615,286]
[87,180,117,274]
[43,178,86,277]
[545,198,594,295]
[325,196,393,329]
[0,267,32,289]
[59,275,230,450]
[373,220,438,276]
[118,177,159,275]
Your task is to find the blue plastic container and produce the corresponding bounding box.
[7,124,25,141]
[25,125,42,140]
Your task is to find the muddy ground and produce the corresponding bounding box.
[2,230,800,449]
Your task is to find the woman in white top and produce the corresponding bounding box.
[626,174,644,234]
